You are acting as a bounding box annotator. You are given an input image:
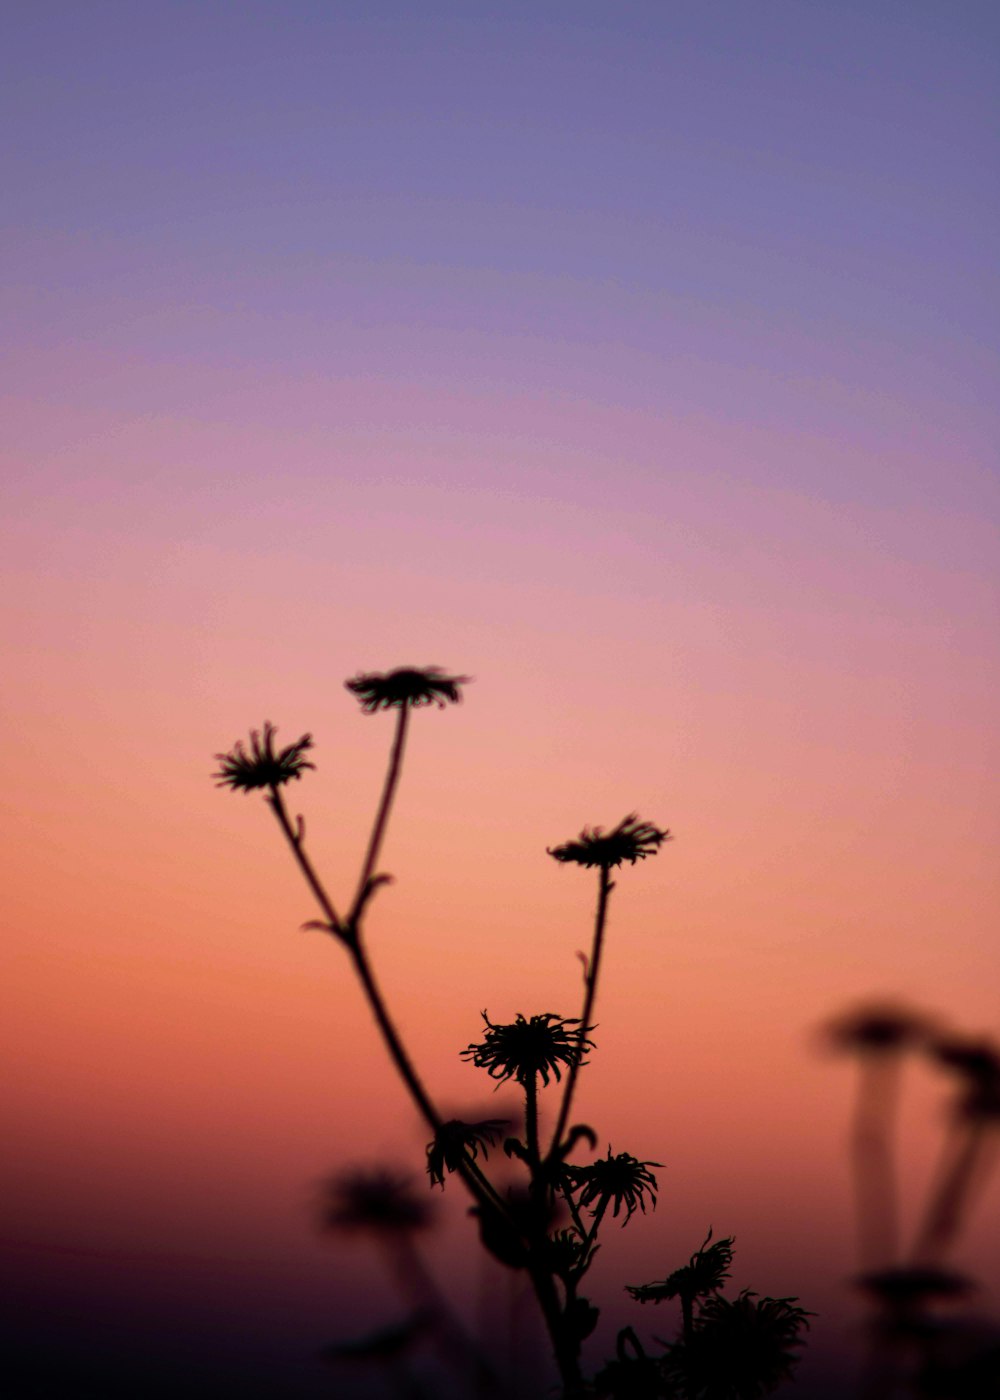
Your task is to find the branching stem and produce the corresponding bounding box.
[350,703,410,924]
[269,733,513,1232]
[265,705,598,1398]
[347,938,442,1134]
[549,865,612,1158]
[267,788,343,934]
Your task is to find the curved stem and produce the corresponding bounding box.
[348,938,442,1134]
[549,866,612,1159]
[913,1120,989,1264]
[270,759,514,1230]
[461,1152,510,1215]
[350,703,410,924]
[528,1260,584,1399]
[581,1194,610,1257]
[560,1186,588,1242]
[267,788,342,933]
[851,1055,902,1271]
[680,1290,695,1347]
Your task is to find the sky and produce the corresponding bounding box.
[2,2,998,1395]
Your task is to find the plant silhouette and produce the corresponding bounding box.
[215,666,810,1397]
[825,1000,1000,1398]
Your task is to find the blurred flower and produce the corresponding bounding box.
[469,1184,562,1270]
[932,1037,1000,1120]
[319,1167,433,1236]
[213,722,314,792]
[823,1002,935,1054]
[569,1148,662,1225]
[425,1118,508,1188]
[461,1012,594,1088]
[547,814,669,870]
[345,666,469,712]
[321,1312,432,1364]
[856,1266,974,1307]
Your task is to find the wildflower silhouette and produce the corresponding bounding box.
[426,1118,508,1189]
[568,1149,661,1226]
[601,1234,809,1399]
[345,665,468,711]
[214,722,314,791]
[319,1167,434,1235]
[545,815,669,1161]
[663,1289,813,1399]
[627,1229,734,1342]
[463,1012,594,1088]
[216,666,808,1398]
[547,814,670,869]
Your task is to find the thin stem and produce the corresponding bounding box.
[913,1120,989,1264]
[851,1055,903,1271]
[527,1260,584,1398]
[350,702,411,924]
[271,770,438,1134]
[525,1075,540,1172]
[461,1152,510,1216]
[270,754,513,1231]
[549,865,612,1158]
[580,1194,610,1257]
[560,1186,588,1242]
[267,788,343,933]
[348,938,442,1135]
[680,1290,695,1347]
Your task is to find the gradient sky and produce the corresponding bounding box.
[3,3,998,1395]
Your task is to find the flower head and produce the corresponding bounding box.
[461,1012,594,1089]
[345,666,469,713]
[666,1290,812,1394]
[628,1230,735,1304]
[318,1167,433,1236]
[931,1036,1000,1121]
[568,1147,662,1225]
[856,1265,974,1307]
[425,1117,508,1188]
[548,814,669,870]
[822,1002,934,1056]
[214,722,314,793]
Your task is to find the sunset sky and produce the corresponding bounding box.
[3,3,998,1395]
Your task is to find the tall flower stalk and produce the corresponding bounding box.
[547,816,669,1159]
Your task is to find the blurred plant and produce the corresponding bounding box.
[823,1002,936,1271]
[319,1165,498,1396]
[825,1000,1000,1397]
[215,666,808,1397]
